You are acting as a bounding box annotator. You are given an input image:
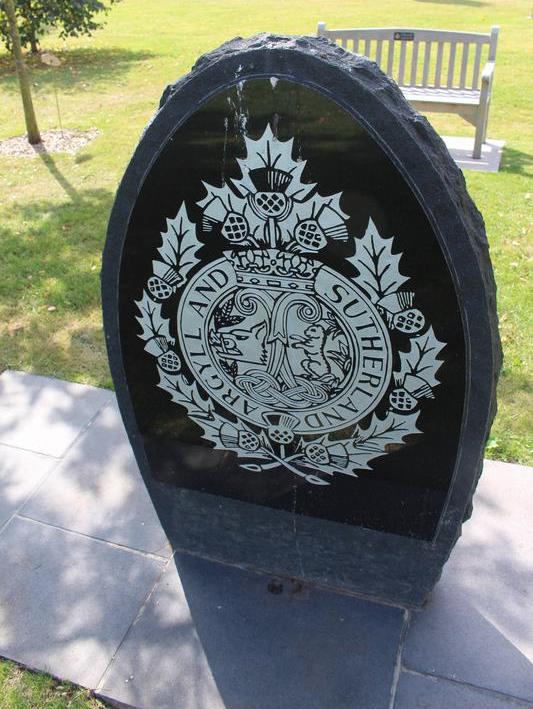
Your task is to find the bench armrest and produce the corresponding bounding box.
[481,61,495,86]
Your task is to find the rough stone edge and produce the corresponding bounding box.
[158,33,502,524]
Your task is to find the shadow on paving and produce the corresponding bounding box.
[99,552,404,709]
[0,514,165,689]
[13,396,170,556]
[171,555,401,709]
[99,466,532,708]
[165,538,533,706]
[0,47,156,94]
[0,382,166,687]
[0,378,531,706]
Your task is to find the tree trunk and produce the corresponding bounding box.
[29,34,39,54]
[4,0,41,145]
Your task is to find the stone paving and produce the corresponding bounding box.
[442,136,505,173]
[0,369,531,709]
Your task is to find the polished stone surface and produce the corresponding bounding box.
[117,77,465,542]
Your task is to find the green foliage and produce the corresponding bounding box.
[0,0,118,53]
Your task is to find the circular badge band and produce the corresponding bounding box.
[178,257,391,433]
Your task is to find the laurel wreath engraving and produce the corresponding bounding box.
[134,126,446,486]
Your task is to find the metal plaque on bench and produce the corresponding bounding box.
[102,35,501,607]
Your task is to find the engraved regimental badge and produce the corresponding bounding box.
[135,125,446,486]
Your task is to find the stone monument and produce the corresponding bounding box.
[102,35,501,606]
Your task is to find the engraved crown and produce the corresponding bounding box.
[226,248,321,292]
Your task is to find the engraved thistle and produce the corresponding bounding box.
[135,125,446,486]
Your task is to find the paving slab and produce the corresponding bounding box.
[442,136,505,173]
[21,400,171,557]
[97,560,224,709]
[403,460,533,703]
[0,516,166,688]
[0,444,57,528]
[0,370,111,457]
[394,671,532,709]
[98,553,406,709]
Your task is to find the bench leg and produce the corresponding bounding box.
[473,100,490,159]
[473,114,485,159]
[481,101,490,144]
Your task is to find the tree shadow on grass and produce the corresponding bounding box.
[37,151,81,202]
[0,186,112,293]
[0,175,114,384]
[0,46,156,94]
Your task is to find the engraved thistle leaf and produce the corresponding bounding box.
[158,203,200,279]
[347,218,409,302]
[157,368,259,454]
[232,123,316,202]
[398,326,446,387]
[197,182,248,218]
[135,291,172,342]
[346,411,420,471]
[157,368,222,443]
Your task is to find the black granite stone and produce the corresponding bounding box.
[102,34,501,606]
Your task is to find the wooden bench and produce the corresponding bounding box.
[317,23,499,158]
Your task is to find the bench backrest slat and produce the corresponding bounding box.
[447,42,457,87]
[434,41,444,87]
[459,43,470,89]
[472,43,483,88]
[316,24,499,91]
[318,26,493,44]
[398,40,407,85]
[422,42,432,86]
[375,39,383,65]
[410,40,420,85]
[387,39,395,76]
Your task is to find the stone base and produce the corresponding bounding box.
[443,136,505,173]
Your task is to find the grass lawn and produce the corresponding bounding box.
[0,0,531,463]
[0,658,106,708]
